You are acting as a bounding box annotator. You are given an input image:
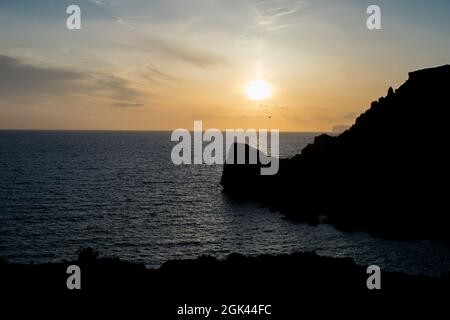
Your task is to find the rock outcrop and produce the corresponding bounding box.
[221,65,450,239]
[1,249,448,306]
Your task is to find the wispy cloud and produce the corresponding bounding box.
[147,67,179,82]
[88,0,116,5]
[249,0,309,32]
[136,66,180,85]
[85,0,228,68]
[0,54,144,106]
[0,55,83,98]
[111,102,144,108]
[137,35,228,68]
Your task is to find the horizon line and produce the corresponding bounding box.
[0,129,331,134]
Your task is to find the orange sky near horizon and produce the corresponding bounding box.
[0,0,449,132]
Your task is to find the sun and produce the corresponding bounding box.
[245,79,273,101]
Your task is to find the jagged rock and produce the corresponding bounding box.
[221,65,450,239]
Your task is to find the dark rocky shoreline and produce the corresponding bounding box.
[2,249,448,316]
[221,65,450,240]
[1,248,448,293]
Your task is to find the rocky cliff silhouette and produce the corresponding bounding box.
[1,248,448,317]
[221,65,450,239]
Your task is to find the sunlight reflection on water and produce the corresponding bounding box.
[1,131,449,277]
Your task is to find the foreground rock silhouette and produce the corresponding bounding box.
[1,249,448,316]
[221,65,450,239]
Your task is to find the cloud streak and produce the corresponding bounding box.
[0,55,83,97]
[249,0,309,32]
[0,54,144,106]
[111,102,145,108]
[83,0,228,68]
[139,35,228,68]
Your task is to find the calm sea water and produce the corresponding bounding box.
[1,131,449,277]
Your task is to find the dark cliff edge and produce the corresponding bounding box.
[221,65,450,239]
[1,249,448,315]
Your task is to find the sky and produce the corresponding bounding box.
[0,0,449,131]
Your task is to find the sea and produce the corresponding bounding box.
[1,131,449,277]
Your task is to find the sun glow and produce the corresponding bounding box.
[245,79,273,101]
